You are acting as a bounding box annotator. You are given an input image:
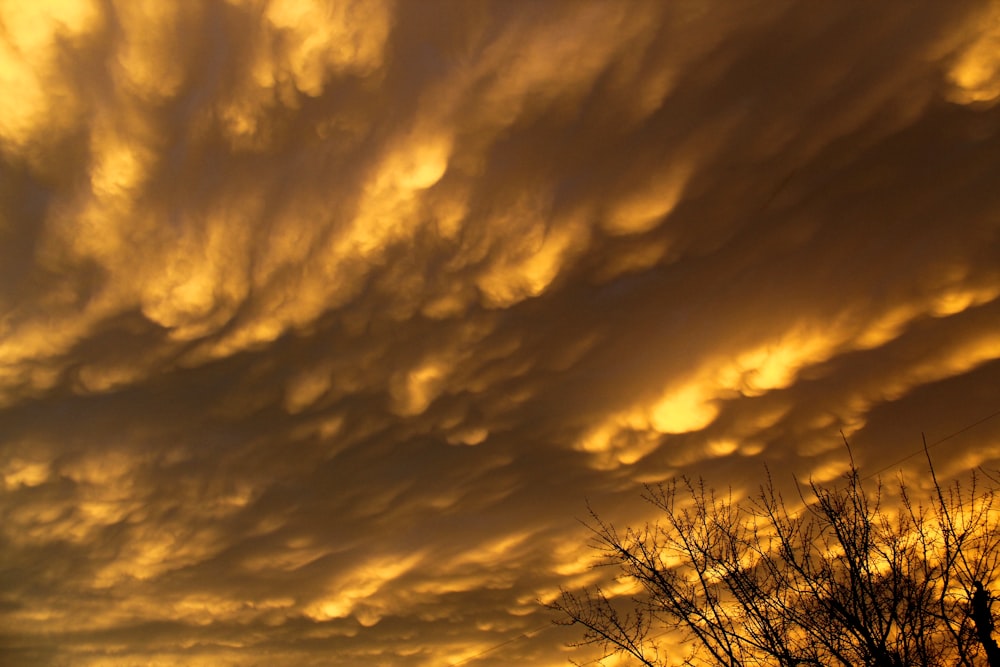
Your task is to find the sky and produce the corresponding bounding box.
[2,1,1000,665]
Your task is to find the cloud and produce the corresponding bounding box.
[2,1,1000,665]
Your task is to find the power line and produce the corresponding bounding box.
[864,404,1000,481]
[447,621,554,666]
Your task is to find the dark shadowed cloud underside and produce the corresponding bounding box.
[2,1,1000,665]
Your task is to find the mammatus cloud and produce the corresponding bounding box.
[2,1,1000,665]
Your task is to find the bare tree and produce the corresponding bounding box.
[552,441,1000,666]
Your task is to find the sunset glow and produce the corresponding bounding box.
[2,2,1000,665]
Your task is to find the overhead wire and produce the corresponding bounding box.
[446,621,554,666]
[863,404,1000,481]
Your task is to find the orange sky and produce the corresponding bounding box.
[2,1,1000,665]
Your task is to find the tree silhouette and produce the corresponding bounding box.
[552,441,1000,666]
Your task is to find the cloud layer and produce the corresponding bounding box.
[2,1,1000,665]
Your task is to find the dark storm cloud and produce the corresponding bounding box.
[2,1,1000,665]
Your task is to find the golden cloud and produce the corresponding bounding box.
[2,2,999,666]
